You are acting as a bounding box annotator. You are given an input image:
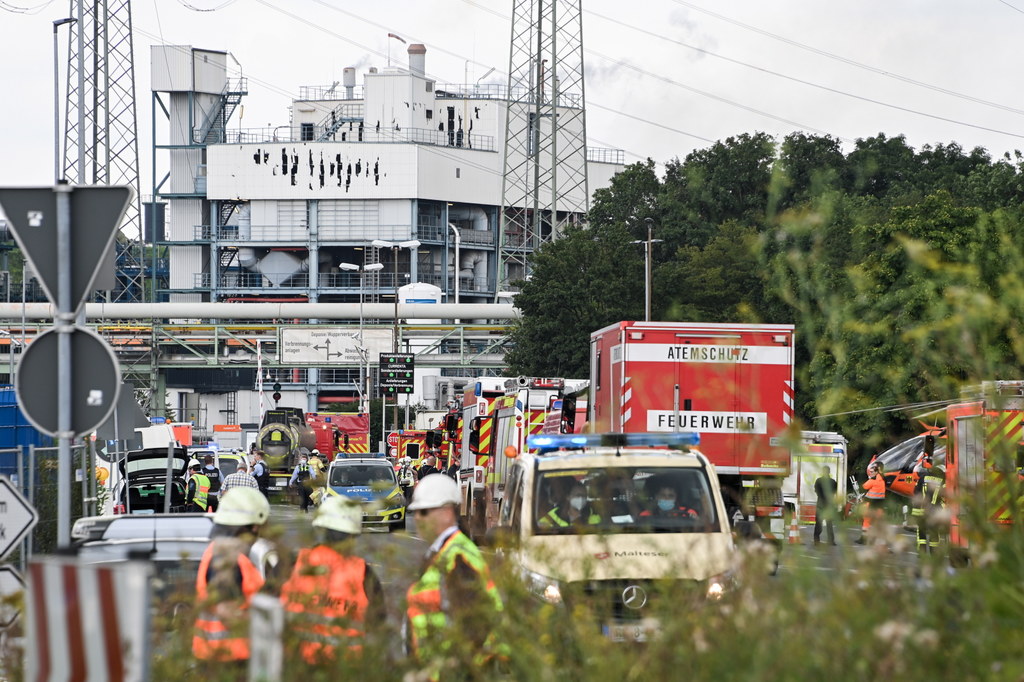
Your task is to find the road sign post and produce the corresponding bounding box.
[0,184,132,549]
[0,475,39,560]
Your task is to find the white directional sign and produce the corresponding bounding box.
[280,328,393,364]
[0,476,38,560]
[0,565,24,628]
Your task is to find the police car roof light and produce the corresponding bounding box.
[527,432,700,454]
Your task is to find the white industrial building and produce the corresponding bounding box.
[149,43,623,433]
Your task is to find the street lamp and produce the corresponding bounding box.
[339,262,383,414]
[370,239,419,433]
[631,217,662,322]
[53,17,77,183]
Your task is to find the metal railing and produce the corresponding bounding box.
[298,85,365,101]
[220,124,495,151]
[417,224,495,246]
[434,83,583,108]
[198,271,409,289]
[587,147,626,165]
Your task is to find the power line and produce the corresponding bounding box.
[996,0,1024,15]
[670,0,1024,119]
[590,8,1024,130]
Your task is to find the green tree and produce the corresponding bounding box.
[504,224,642,378]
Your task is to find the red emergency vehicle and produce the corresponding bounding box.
[306,413,370,458]
[944,381,1024,564]
[462,377,585,539]
[589,321,795,537]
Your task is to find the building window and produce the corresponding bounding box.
[426,110,433,120]
[456,168,461,179]
[301,123,314,141]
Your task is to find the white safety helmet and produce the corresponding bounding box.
[187,458,201,470]
[407,474,461,511]
[214,487,270,527]
[312,495,363,535]
[311,449,320,456]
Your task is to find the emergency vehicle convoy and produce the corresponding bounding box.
[460,376,588,539]
[589,321,796,539]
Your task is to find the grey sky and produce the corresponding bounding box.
[1,0,1022,190]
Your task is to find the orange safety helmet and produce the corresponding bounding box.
[95,466,109,485]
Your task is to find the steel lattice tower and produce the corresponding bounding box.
[498,0,589,295]
[62,0,144,303]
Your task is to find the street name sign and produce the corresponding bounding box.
[0,185,133,310]
[280,328,392,364]
[0,475,38,560]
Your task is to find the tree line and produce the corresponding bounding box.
[505,131,1024,464]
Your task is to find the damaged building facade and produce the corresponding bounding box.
[149,43,623,422]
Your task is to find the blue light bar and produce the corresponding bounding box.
[527,432,700,453]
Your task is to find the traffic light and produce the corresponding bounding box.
[273,382,282,393]
[272,391,282,403]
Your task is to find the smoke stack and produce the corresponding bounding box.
[408,44,426,77]
[342,67,356,99]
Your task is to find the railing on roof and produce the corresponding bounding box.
[298,85,365,101]
[221,125,495,151]
[586,147,625,165]
[433,83,583,108]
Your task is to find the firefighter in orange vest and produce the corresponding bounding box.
[280,495,385,665]
[405,474,508,678]
[857,462,887,544]
[193,487,270,668]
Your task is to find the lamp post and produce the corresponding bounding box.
[53,17,76,183]
[631,217,662,322]
[370,239,420,433]
[339,261,384,413]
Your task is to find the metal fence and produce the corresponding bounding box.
[0,444,89,571]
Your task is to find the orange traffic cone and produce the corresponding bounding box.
[788,515,801,545]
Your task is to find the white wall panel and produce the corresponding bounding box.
[417,147,501,204]
[207,143,418,200]
[169,200,202,241]
[193,49,228,95]
[151,45,194,93]
[170,247,204,288]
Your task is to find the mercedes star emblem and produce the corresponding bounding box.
[622,584,648,610]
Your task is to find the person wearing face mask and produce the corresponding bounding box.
[289,453,314,513]
[538,481,601,528]
[640,486,699,519]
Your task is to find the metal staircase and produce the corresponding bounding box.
[194,78,249,145]
[316,102,365,141]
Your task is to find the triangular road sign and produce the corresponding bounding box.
[0,185,133,310]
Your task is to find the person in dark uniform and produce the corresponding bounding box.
[251,451,271,498]
[813,466,838,546]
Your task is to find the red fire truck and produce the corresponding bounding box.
[589,321,796,538]
[945,381,1024,564]
[306,413,370,458]
[461,377,585,539]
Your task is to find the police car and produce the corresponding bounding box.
[322,458,406,532]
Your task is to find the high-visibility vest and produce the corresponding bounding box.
[539,506,601,527]
[193,543,264,661]
[280,545,370,663]
[405,531,506,661]
[864,476,886,500]
[190,473,211,510]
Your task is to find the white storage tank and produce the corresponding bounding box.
[400,282,442,323]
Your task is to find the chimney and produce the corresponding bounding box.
[408,44,426,77]
[342,67,356,99]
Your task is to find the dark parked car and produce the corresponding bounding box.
[113,448,190,514]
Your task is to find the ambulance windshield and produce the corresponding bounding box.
[533,467,719,535]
